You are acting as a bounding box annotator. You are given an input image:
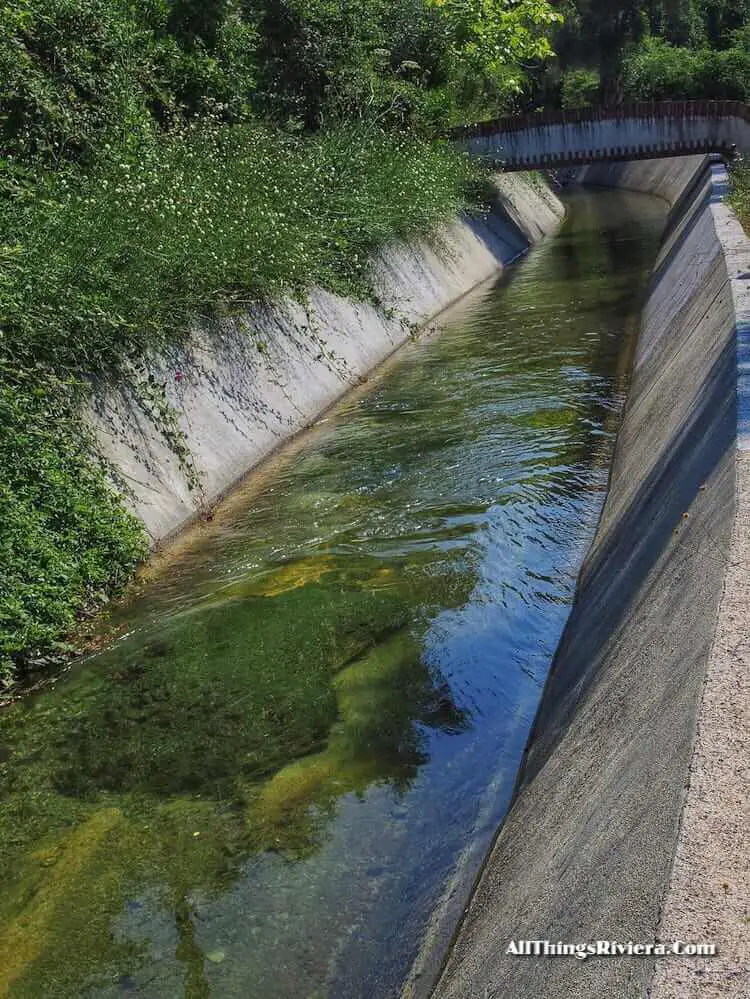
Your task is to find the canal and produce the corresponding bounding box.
[0,188,667,999]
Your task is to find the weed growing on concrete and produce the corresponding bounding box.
[729,156,750,234]
[0,121,483,684]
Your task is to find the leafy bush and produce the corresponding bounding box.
[560,67,600,107]
[0,382,147,683]
[622,35,750,100]
[0,0,258,166]
[622,37,703,99]
[697,45,750,98]
[1,0,561,167]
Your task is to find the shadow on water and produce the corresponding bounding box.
[0,189,668,999]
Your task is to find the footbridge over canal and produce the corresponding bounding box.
[451,100,750,170]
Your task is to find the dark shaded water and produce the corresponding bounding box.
[0,189,667,999]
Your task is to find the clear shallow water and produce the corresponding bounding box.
[0,190,667,999]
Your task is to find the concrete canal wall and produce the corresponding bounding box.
[453,102,750,170]
[432,156,750,998]
[89,173,563,544]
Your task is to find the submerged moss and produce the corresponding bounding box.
[0,548,471,996]
[0,808,124,996]
[248,628,467,856]
[0,189,668,998]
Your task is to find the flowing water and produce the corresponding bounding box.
[0,189,667,999]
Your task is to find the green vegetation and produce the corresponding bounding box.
[729,155,750,231]
[0,0,561,685]
[2,124,479,380]
[0,549,471,996]
[0,153,665,996]
[0,387,147,683]
[560,66,600,108]
[622,32,750,100]
[545,0,750,104]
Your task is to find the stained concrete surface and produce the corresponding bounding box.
[461,111,750,170]
[89,173,563,543]
[431,158,747,999]
[648,189,750,999]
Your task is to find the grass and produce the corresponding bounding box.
[729,156,750,234]
[1,122,482,377]
[0,120,486,685]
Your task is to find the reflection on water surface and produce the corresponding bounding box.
[0,190,667,999]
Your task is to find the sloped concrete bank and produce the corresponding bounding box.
[89,173,562,543]
[431,156,749,999]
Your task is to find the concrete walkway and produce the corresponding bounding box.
[649,182,750,999]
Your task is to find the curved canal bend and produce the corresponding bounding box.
[0,189,667,999]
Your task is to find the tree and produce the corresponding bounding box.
[560,66,600,106]
[698,0,750,46]
[247,0,561,130]
[578,0,648,100]
[425,0,562,117]
[428,0,561,81]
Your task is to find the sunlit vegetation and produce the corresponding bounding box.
[0,0,562,683]
[0,158,665,996]
[542,0,750,105]
[729,155,750,232]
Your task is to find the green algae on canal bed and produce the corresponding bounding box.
[0,189,668,999]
